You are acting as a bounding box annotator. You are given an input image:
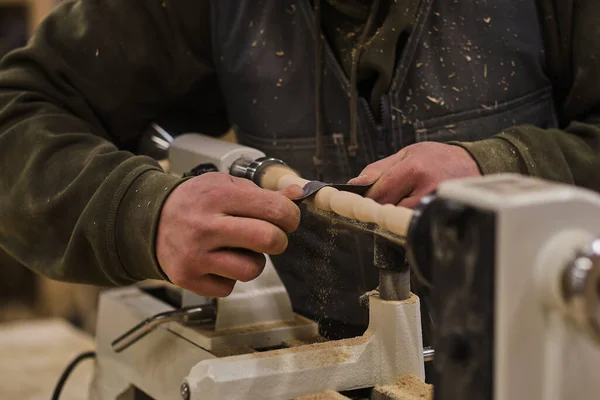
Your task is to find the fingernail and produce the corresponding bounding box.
[348,174,369,184]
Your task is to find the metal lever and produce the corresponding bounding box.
[111,305,216,353]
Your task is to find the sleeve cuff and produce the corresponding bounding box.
[113,167,189,282]
[449,137,528,175]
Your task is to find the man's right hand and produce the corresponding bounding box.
[156,172,302,297]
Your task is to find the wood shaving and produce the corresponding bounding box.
[373,375,433,400]
[195,315,309,337]
[295,391,349,400]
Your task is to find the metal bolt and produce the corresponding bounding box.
[180,383,190,400]
[423,346,435,362]
[562,238,600,346]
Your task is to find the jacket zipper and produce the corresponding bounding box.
[361,96,391,160]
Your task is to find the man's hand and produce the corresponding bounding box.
[156,172,302,297]
[349,142,481,209]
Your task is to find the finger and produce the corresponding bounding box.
[209,215,289,255]
[205,249,266,282]
[226,172,260,188]
[220,188,301,233]
[366,161,416,205]
[347,174,377,185]
[186,274,237,298]
[279,184,304,200]
[347,151,406,184]
[397,195,421,210]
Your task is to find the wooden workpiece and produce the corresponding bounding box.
[259,165,414,238]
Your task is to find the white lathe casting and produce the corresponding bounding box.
[86,133,600,400]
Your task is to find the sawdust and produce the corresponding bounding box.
[283,335,328,347]
[315,219,340,321]
[295,391,349,400]
[250,335,369,365]
[194,315,310,337]
[294,375,431,400]
[359,289,379,309]
[295,207,343,328]
[374,375,433,400]
[210,345,256,357]
[380,293,419,305]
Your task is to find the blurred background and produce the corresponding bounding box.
[0,0,101,336]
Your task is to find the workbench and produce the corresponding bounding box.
[0,318,94,400]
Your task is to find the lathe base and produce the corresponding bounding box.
[88,285,319,400]
[88,285,424,400]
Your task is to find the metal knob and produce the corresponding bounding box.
[229,156,287,184]
[562,238,600,346]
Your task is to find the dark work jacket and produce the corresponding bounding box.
[211,0,557,330]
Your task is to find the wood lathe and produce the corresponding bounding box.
[82,132,600,400]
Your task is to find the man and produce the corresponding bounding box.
[0,0,599,339]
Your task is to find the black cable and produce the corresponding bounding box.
[51,351,96,400]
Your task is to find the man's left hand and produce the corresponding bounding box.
[348,142,481,209]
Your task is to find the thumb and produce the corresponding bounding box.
[347,154,402,184]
